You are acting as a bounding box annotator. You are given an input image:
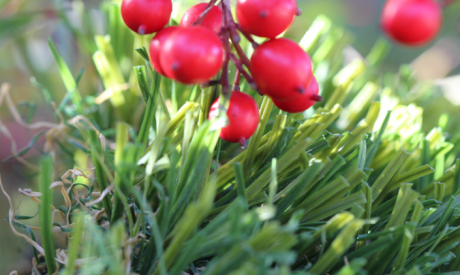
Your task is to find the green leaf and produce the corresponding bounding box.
[171,121,220,226]
[48,38,83,114]
[430,196,456,237]
[30,77,53,105]
[88,129,112,221]
[267,158,278,206]
[243,97,274,179]
[157,178,216,274]
[384,184,419,230]
[134,65,149,103]
[331,233,393,273]
[371,149,411,202]
[136,72,161,146]
[366,38,390,67]
[39,155,57,274]
[302,191,367,223]
[5,218,40,263]
[454,159,460,196]
[357,135,367,171]
[275,162,322,220]
[62,213,85,275]
[393,228,414,271]
[309,219,365,275]
[3,131,46,161]
[233,162,248,209]
[246,139,313,201]
[387,164,435,192]
[365,110,391,169]
[299,15,332,53]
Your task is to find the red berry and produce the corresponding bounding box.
[272,77,320,113]
[209,91,260,143]
[236,0,297,38]
[149,26,180,76]
[381,0,442,46]
[180,3,223,33]
[160,26,224,84]
[121,0,172,34]
[251,38,313,101]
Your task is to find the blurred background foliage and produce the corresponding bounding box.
[1,0,460,273]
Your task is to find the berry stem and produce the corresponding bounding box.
[221,4,251,68]
[223,4,241,43]
[236,24,259,49]
[220,0,231,95]
[230,36,252,69]
[440,0,458,7]
[194,0,260,94]
[229,53,261,95]
[192,0,219,25]
[233,69,241,91]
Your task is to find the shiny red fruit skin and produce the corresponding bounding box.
[209,91,260,143]
[180,3,223,33]
[236,0,297,38]
[251,38,313,101]
[121,0,172,34]
[149,26,180,76]
[381,0,442,46]
[272,77,319,113]
[160,26,224,84]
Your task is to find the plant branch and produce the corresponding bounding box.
[223,5,240,43]
[223,5,251,69]
[194,0,257,94]
[220,0,231,95]
[440,0,459,7]
[230,36,252,69]
[229,53,261,95]
[236,24,259,49]
[233,69,241,91]
[192,0,219,25]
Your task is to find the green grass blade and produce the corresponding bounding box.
[39,155,57,274]
[454,159,460,196]
[371,149,411,202]
[134,65,150,104]
[385,184,419,230]
[48,38,83,114]
[63,213,85,275]
[243,97,273,179]
[309,220,365,275]
[365,110,391,169]
[267,158,278,206]
[233,162,248,209]
[276,162,323,220]
[357,135,367,171]
[88,129,112,221]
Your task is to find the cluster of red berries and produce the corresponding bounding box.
[381,0,442,47]
[121,0,320,144]
[122,0,224,84]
